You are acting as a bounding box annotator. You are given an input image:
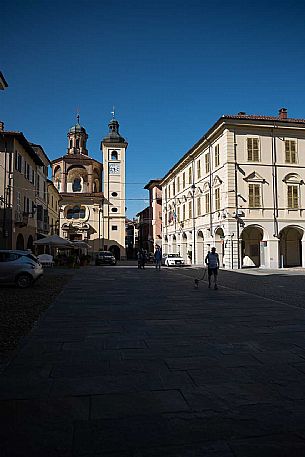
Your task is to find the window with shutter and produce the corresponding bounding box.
[287,185,299,208]
[247,138,260,161]
[189,167,192,184]
[215,144,220,167]
[182,204,186,220]
[215,188,220,210]
[197,197,201,216]
[189,201,192,219]
[197,160,201,179]
[205,193,210,213]
[205,153,210,173]
[249,184,261,207]
[183,172,186,188]
[285,140,297,163]
[177,177,180,192]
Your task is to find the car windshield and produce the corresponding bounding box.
[168,254,180,258]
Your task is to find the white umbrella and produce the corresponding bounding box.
[33,234,73,248]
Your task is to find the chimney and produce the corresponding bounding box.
[279,108,287,120]
[0,121,4,131]
[238,111,246,115]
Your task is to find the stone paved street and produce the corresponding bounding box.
[2,265,305,456]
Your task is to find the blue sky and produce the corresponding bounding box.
[2,0,305,217]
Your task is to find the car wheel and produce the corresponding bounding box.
[15,273,33,288]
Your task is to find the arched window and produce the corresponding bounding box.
[111,151,118,160]
[67,209,73,219]
[72,178,81,192]
[67,206,86,219]
[76,139,80,149]
[70,140,72,149]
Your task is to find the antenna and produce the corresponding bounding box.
[111,106,115,119]
[76,106,80,124]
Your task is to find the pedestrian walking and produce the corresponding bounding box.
[137,249,146,269]
[205,247,219,290]
[154,246,162,270]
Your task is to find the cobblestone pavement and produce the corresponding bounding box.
[2,265,305,456]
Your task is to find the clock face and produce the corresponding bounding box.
[109,163,120,175]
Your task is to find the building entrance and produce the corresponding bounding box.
[279,226,303,267]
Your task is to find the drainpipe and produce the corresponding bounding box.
[192,159,196,265]
[234,131,240,269]
[272,123,279,240]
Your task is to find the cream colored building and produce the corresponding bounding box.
[47,179,61,235]
[161,109,305,269]
[51,115,127,259]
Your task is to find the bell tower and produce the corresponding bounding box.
[67,115,88,156]
[101,111,128,259]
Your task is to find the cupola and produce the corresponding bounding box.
[67,115,88,155]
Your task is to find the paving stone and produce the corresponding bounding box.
[50,360,110,378]
[3,266,305,455]
[229,433,305,457]
[91,390,189,419]
[137,441,234,456]
[73,416,173,454]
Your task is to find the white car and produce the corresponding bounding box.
[162,253,185,267]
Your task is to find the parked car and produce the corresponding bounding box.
[0,250,44,288]
[161,253,185,267]
[95,251,117,266]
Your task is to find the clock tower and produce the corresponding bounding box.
[101,114,128,260]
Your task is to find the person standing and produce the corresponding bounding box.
[205,247,219,289]
[137,249,146,269]
[154,246,162,270]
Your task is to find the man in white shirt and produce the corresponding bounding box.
[205,247,219,290]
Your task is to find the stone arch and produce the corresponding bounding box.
[109,245,120,260]
[53,165,61,176]
[181,232,188,263]
[110,150,118,160]
[54,166,62,191]
[214,227,225,267]
[240,225,264,267]
[67,166,88,193]
[196,230,204,264]
[27,235,34,251]
[16,233,24,250]
[279,225,303,267]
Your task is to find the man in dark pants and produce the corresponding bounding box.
[205,247,219,290]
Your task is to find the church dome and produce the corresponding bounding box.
[69,123,86,133]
